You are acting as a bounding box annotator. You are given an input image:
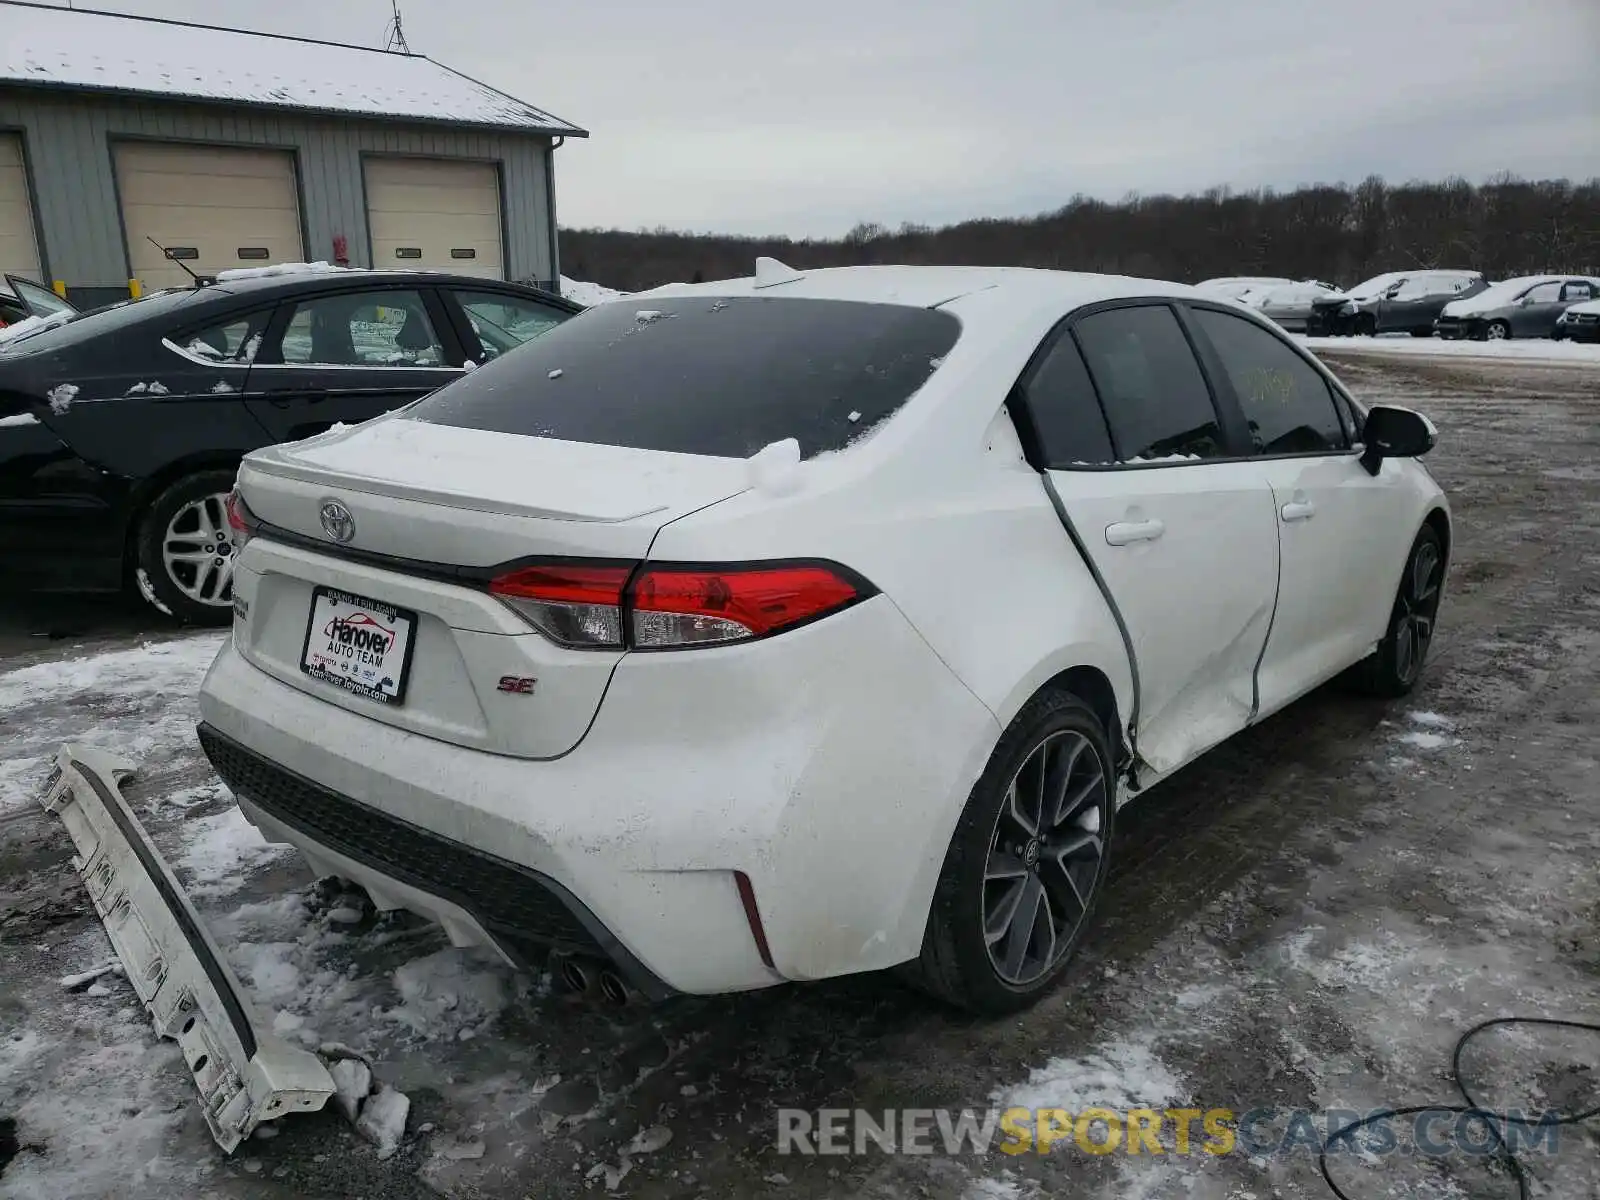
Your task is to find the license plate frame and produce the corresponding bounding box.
[298,586,419,706]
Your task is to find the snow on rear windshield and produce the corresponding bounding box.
[406,296,961,460]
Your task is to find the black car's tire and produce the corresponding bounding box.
[903,690,1114,1015]
[1351,524,1444,698]
[1485,320,1510,341]
[1410,328,1432,338]
[134,468,240,626]
[1356,314,1377,336]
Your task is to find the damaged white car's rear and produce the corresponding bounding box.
[197,263,1451,1015]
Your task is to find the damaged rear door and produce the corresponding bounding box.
[1017,300,1280,775]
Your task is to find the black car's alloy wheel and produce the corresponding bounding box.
[135,468,240,625]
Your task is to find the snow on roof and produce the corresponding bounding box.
[0,2,586,135]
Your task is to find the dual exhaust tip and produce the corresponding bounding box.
[553,951,637,1007]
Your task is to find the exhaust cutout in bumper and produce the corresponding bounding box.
[38,745,335,1153]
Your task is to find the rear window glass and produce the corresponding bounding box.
[0,287,211,358]
[406,295,961,459]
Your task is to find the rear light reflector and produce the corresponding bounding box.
[486,560,870,650]
[489,563,631,647]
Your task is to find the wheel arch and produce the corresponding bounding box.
[993,653,1133,777]
[121,453,245,580]
[1422,503,1452,597]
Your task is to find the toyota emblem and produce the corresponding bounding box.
[319,500,356,544]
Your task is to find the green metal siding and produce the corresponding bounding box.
[0,87,556,291]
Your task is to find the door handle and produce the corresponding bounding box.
[1105,518,1165,546]
[1281,499,1316,522]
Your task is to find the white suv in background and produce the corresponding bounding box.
[200,264,1450,1013]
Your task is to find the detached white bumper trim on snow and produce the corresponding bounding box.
[39,745,335,1153]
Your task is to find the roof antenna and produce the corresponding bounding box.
[383,0,411,53]
[147,236,203,286]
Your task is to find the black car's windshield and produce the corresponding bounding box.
[0,287,211,357]
[407,295,961,460]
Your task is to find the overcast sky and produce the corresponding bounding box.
[41,0,1600,238]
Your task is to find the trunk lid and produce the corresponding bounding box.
[233,415,754,758]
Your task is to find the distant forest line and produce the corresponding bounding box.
[557,174,1600,292]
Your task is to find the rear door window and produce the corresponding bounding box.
[177,311,273,363]
[407,296,960,459]
[1191,308,1346,455]
[451,290,568,359]
[1071,305,1225,461]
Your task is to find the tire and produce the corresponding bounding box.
[1410,328,1432,338]
[134,468,241,625]
[1485,320,1510,341]
[1356,314,1377,337]
[903,690,1115,1014]
[1351,524,1444,698]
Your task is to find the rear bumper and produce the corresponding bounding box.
[197,596,1000,995]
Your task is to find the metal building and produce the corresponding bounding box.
[0,1,585,308]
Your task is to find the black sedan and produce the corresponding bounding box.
[0,268,580,623]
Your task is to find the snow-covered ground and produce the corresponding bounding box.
[1298,332,1600,363]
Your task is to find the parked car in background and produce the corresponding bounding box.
[1555,297,1600,343]
[1194,276,1293,300]
[199,263,1451,1014]
[0,273,78,329]
[0,266,580,623]
[1237,280,1339,332]
[1435,275,1600,340]
[1306,270,1485,337]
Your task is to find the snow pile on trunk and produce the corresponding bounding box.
[746,437,803,496]
[560,276,629,307]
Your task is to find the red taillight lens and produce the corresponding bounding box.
[488,560,869,650]
[488,563,632,647]
[225,486,254,547]
[630,564,861,648]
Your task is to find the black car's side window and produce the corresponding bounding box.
[1562,281,1594,302]
[276,290,445,367]
[454,291,566,360]
[1191,308,1347,456]
[1021,332,1116,466]
[178,310,272,364]
[1073,305,1224,462]
[1524,282,1562,305]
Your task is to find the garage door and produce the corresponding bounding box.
[116,143,303,291]
[0,134,43,282]
[364,157,503,280]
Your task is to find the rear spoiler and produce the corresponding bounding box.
[39,745,334,1152]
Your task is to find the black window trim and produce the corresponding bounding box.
[1012,296,1367,472]
[163,305,278,370]
[252,284,467,372]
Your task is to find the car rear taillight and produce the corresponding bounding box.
[486,560,870,650]
[225,486,254,548]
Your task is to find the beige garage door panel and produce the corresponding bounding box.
[0,133,43,282]
[117,143,303,290]
[365,157,503,280]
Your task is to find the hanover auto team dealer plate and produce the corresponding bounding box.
[299,587,418,705]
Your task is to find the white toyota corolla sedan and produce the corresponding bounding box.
[198,263,1449,1014]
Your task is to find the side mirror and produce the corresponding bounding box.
[1360,405,1436,476]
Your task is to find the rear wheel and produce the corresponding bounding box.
[905,691,1114,1014]
[1352,524,1444,697]
[134,469,240,625]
